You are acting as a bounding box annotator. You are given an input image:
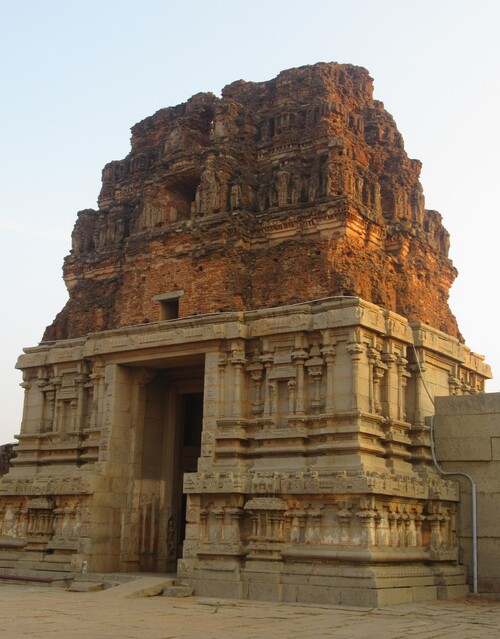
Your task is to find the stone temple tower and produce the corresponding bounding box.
[1,63,490,606]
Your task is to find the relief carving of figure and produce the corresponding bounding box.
[308,166,320,202]
[276,163,291,207]
[257,183,268,212]
[196,156,221,216]
[229,183,242,211]
[327,162,345,196]
[268,178,278,208]
[355,176,364,201]
[71,231,82,255]
[290,174,302,204]
[371,182,382,213]
[411,186,425,224]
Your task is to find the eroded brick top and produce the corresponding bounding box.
[44,62,458,341]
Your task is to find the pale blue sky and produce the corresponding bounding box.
[1,0,499,442]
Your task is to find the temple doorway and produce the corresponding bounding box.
[123,359,204,573]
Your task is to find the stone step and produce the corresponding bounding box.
[12,559,74,573]
[162,582,194,597]
[76,572,141,585]
[67,580,105,593]
[0,569,74,586]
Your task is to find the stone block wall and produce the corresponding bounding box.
[435,393,500,594]
[0,297,491,605]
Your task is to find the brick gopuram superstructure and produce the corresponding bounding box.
[1,63,490,606]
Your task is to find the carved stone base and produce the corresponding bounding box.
[187,558,468,607]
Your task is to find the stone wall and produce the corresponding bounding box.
[435,393,500,594]
[0,298,490,605]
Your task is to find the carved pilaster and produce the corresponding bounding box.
[388,509,400,547]
[230,345,246,418]
[260,351,274,418]
[225,507,244,542]
[346,341,364,412]
[397,356,410,421]
[88,360,106,430]
[247,362,264,415]
[75,372,89,432]
[217,353,227,418]
[200,508,209,542]
[427,513,442,550]
[291,510,307,544]
[408,356,427,428]
[305,354,325,413]
[52,376,64,434]
[321,339,336,413]
[358,508,377,546]
[307,509,323,544]
[268,379,277,417]
[213,509,225,541]
[381,351,397,419]
[43,389,56,433]
[291,347,308,416]
[448,373,462,396]
[367,347,384,414]
[337,503,352,544]
[414,512,425,547]
[287,379,296,415]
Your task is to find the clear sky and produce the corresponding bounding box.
[0,0,499,443]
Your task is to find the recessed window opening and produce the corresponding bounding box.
[153,290,184,320]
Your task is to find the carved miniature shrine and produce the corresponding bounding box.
[0,63,490,606]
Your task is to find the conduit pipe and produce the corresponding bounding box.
[411,345,478,594]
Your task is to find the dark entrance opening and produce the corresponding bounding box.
[124,357,204,573]
[178,392,204,552]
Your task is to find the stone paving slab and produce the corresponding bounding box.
[96,576,175,598]
[0,584,499,639]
